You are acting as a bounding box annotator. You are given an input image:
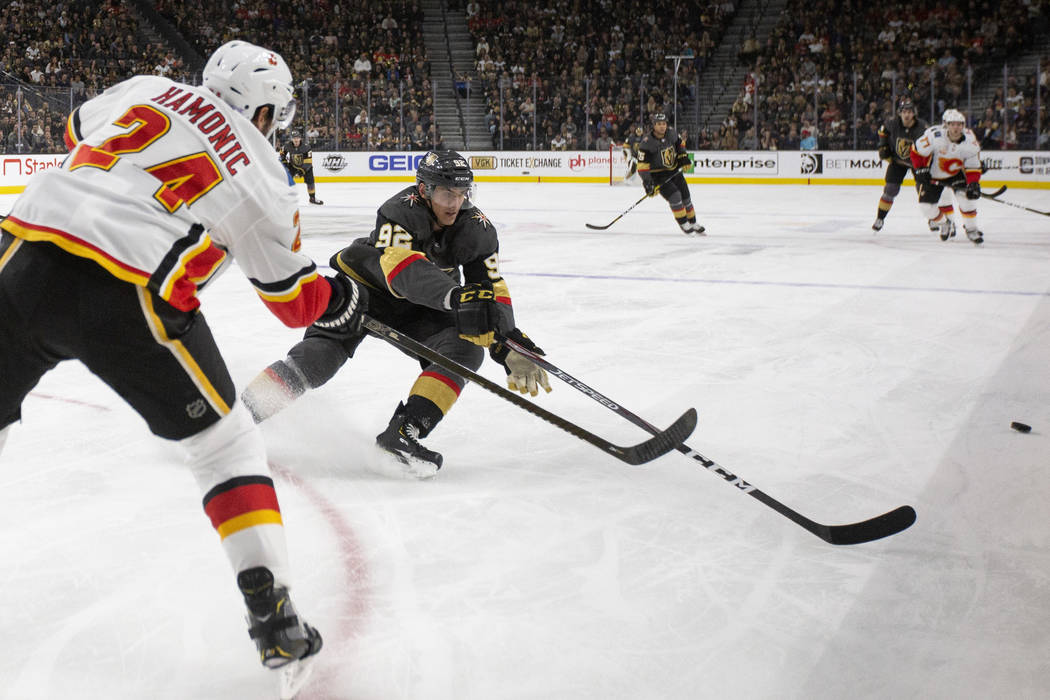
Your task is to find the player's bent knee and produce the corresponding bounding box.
[448,341,485,371]
[919,202,941,219]
[288,335,354,388]
[180,403,268,490]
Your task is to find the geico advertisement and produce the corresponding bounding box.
[314,151,608,177]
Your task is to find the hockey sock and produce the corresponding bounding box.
[672,205,689,228]
[182,404,292,584]
[877,196,893,219]
[403,391,450,439]
[241,358,310,423]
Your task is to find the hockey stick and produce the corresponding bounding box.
[981,185,1007,198]
[500,336,917,545]
[981,189,1050,216]
[585,189,657,230]
[585,168,681,230]
[362,316,696,465]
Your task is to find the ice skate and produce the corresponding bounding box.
[964,227,984,245]
[237,567,323,699]
[374,403,442,479]
[937,218,956,241]
[309,196,324,205]
[871,217,884,232]
[687,222,706,236]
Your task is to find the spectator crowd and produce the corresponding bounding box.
[0,0,1046,153]
[717,0,1049,151]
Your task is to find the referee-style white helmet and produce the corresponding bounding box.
[942,108,966,125]
[203,40,296,138]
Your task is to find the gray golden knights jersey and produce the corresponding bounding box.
[637,126,687,178]
[333,185,515,329]
[878,116,928,167]
[0,75,330,326]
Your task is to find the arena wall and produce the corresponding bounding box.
[1,150,1047,193]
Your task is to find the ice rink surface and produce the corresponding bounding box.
[2,181,1049,699]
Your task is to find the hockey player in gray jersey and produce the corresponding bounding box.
[872,98,928,232]
[242,150,552,478]
[637,113,704,235]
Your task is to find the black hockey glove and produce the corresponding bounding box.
[878,144,892,161]
[913,166,931,195]
[450,282,499,347]
[675,153,692,169]
[965,181,981,200]
[490,328,551,396]
[312,273,368,339]
[643,179,656,197]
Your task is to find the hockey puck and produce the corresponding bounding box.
[1010,421,1032,433]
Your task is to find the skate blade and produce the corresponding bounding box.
[368,445,440,480]
[278,655,316,700]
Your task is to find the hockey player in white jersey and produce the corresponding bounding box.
[910,108,985,245]
[0,40,366,697]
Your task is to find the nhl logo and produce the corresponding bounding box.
[186,398,208,419]
[323,154,348,172]
[800,152,823,174]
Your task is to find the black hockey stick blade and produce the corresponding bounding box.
[501,335,917,544]
[823,505,918,544]
[981,185,1007,198]
[621,408,698,465]
[363,316,695,465]
[748,488,917,544]
[585,190,651,230]
[585,169,679,230]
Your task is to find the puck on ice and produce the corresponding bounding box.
[1010,421,1032,433]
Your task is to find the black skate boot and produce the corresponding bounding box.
[309,195,324,205]
[871,216,884,232]
[964,227,983,245]
[237,567,323,670]
[375,402,443,478]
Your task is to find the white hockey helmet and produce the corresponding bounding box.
[202,40,296,138]
[942,108,966,125]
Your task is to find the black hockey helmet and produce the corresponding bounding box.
[416,149,475,207]
[651,112,668,124]
[287,129,302,140]
[897,97,916,113]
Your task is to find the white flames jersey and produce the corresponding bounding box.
[911,124,982,182]
[1,75,331,326]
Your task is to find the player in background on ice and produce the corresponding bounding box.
[637,113,704,235]
[620,124,645,184]
[241,150,551,479]
[872,98,928,232]
[280,129,323,205]
[911,108,985,245]
[0,40,369,692]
